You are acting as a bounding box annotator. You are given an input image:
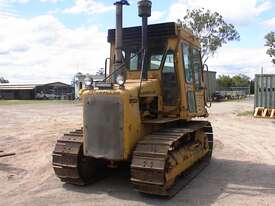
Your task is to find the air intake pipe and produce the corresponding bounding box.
[138,0,152,80]
[113,0,129,80]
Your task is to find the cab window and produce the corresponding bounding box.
[129,52,139,71]
[193,48,202,90]
[150,54,163,70]
[148,46,165,70]
[162,50,179,106]
[182,43,193,84]
[163,53,175,73]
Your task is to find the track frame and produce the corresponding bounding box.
[131,120,213,196]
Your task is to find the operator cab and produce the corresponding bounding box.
[107,22,177,80]
[107,22,207,119]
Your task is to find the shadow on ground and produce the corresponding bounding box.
[62,158,275,205]
[0,163,26,174]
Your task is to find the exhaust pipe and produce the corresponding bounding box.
[113,0,129,80]
[138,0,152,80]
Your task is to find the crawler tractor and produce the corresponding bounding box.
[52,0,213,197]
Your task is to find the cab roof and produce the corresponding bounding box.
[107,22,178,46]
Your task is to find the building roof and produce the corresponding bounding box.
[255,74,275,77]
[0,83,41,90]
[204,70,217,74]
[0,82,71,90]
[40,82,71,87]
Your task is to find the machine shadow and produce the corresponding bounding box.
[0,163,26,174]
[63,158,275,206]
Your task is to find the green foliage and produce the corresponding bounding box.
[217,75,232,88]
[265,32,275,65]
[180,8,240,62]
[232,74,250,87]
[217,74,251,89]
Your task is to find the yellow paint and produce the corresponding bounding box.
[81,23,209,160]
[165,130,209,183]
[82,79,161,159]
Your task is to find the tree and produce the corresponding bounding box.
[179,8,240,63]
[232,74,250,87]
[96,68,105,76]
[0,77,9,83]
[264,31,275,65]
[217,74,251,90]
[217,75,232,89]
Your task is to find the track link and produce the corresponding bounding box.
[52,129,97,185]
[131,121,213,196]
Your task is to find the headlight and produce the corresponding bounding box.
[116,74,125,86]
[84,77,93,87]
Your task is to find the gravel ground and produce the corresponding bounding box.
[0,98,275,206]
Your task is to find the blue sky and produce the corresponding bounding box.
[0,0,274,83]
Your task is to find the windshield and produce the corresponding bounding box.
[150,54,163,70]
[125,46,165,71]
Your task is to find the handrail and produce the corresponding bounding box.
[204,63,212,108]
[104,58,110,79]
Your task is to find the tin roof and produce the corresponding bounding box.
[255,74,275,77]
[0,83,41,90]
[0,82,71,90]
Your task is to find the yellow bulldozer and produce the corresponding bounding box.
[52,0,213,197]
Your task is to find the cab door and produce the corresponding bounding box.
[192,48,206,114]
[161,49,180,115]
[182,42,197,114]
[182,42,205,116]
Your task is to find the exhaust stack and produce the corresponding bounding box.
[138,0,152,80]
[114,0,129,79]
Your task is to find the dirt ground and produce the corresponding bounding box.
[0,97,275,206]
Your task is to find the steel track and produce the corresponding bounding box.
[131,121,213,197]
[52,129,98,185]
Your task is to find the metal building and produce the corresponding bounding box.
[204,71,217,100]
[254,74,275,109]
[0,82,74,100]
[0,84,37,99]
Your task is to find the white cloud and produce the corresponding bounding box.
[165,0,274,77]
[9,0,30,4]
[168,0,272,25]
[149,11,165,23]
[208,46,275,78]
[0,15,109,83]
[167,2,188,22]
[16,0,29,3]
[9,0,61,3]
[254,0,272,15]
[263,17,275,29]
[63,0,114,15]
